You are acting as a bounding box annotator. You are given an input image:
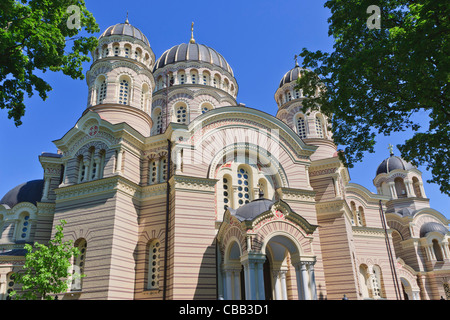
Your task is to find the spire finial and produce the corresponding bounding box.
[190,22,196,44]
[294,54,299,67]
[125,11,129,24]
[388,144,394,156]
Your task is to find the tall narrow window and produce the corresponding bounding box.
[296,115,307,139]
[191,71,197,84]
[113,45,120,56]
[175,104,187,124]
[153,110,162,134]
[149,160,158,185]
[237,167,251,206]
[6,273,15,300]
[19,214,30,240]
[357,206,365,226]
[433,239,444,261]
[147,240,160,289]
[134,48,142,61]
[72,239,87,290]
[119,78,130,105]
[285,91,292,102]
[223,176,232,210]
[97,79,107,104]
[179,72,185,84]
[160,157,167,182]
[372,266,383,298]
[124,45,131,58]
[78,156,86,183]
[294,89,301,99]
[315,116,324,138]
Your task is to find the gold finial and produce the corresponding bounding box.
[294,54,299,67]
[125,11,130,24]
[190,22,196,44]
[388,144,394,156]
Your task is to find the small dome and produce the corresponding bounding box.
[99,21,150,47]
[153,43,234,76]
[0,180,44,209]
[279,66,304,88]
[420,222,449,238]
[230,199,274,221]
[376,155,416,176]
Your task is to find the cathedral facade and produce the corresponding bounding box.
[1,20,449,300]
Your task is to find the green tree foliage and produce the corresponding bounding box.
[9,220,83,300]
[0,0,99,126]
[295,0,449,195]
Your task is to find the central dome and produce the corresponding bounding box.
[153,43,234,76]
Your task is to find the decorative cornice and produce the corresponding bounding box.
[352,226,388,238]
[279,187,316,203]
[170,175,218,193]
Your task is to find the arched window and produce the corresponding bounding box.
[412,177,422,198]
[372,265,384,298]
[213,75,220,88]
[285,90,292,102]
[296,114,307,139]
[147,240,161,289]
[394,177,407,198]
[124,44,131,58]
[134,48,142,61]
[102,44,109,58]
[202,72,210,85]
[223,175,232,211]
[223,79,229,92]
[433,239,444,261]
[350,201,357,225]
[357,206,366,226]
[294,89,301,99]
[190,70,198,84]
[97,77,107,104]
[258,178,268,199]
[174,103,188,124]
[71,239,87,290]
[148,160,158,185]
[118,77,130,105]
[201,102,213,114]
[237,166,251,206]
[178,71,186,84]
[315,115,324,138]
[113,44,120,56]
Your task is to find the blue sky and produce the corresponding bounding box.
[0,0,448,217]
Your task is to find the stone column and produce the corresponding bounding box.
[280,270,288,300]
[225,269,233,300]
[233,269,241,300]
[240,253,265,300]
[116,149,123,174]
[301,263,311,300]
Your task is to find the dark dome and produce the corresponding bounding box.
[230,199,274,221]
[99,21,150,47]
[153,43,234,76]
[420,222,449,238]
[279,66,305,88]
[376,155,416,176]
[0,180,44,209]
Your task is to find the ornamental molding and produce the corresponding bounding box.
[189,116,312,163]
[280,187,316,203]
[54,175,140,202]
[352,226,388,238]
[315,200,346,215]
[66,132,119,157]
[36,202,56,215]
[170,175,218,193]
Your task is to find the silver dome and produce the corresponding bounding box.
[153,43,234,76]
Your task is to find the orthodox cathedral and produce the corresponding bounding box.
[1,19,449,301]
